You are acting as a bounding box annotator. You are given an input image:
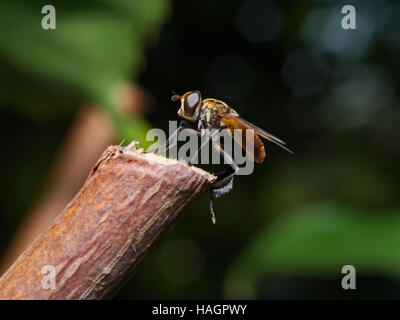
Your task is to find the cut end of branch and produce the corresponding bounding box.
[90,143,215,182]
[0,141,216,300]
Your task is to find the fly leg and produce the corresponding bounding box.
[188,129,218,165]
[209,136,239,224]
[145,120,191,154]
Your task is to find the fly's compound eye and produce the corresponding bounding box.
[183,91,201,116]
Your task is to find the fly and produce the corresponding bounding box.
[148,90,293,224]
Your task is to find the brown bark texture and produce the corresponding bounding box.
[0,144,216,300]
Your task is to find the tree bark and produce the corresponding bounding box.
[0,144,216,299]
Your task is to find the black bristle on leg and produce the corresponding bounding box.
[211,176,234,198]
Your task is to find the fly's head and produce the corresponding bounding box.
[172,91,202,122]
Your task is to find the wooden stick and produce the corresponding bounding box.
[0,144,216,299]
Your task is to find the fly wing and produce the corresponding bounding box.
[219,113,293,154]
[219,113,265,163]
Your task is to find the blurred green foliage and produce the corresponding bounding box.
[225,202,400,298]
[0,0,169,143]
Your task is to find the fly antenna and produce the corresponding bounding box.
[170,89,181,102]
